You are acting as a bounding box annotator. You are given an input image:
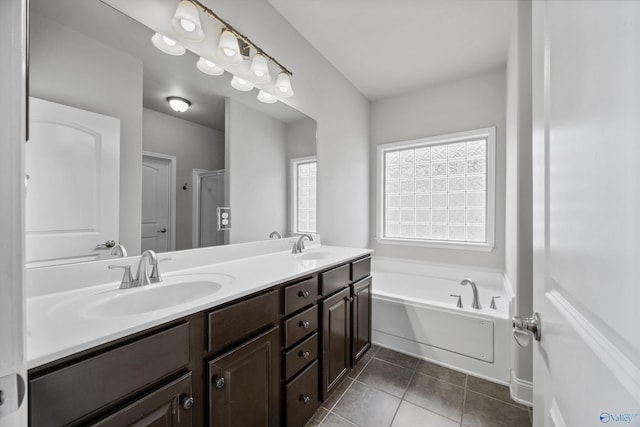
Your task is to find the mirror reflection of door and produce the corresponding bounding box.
[141,152,176,253]
[193,169,225,248]
[26,97,120,267]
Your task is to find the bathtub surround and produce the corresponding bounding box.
[505,0,534,405]
[369,67,507,270]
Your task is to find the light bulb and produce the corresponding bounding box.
[197,57,224,76]
[170,0,204,41]
[217,30,242,65]
[257,90,277,104]
[230,75,254,91]
[249,53,271,83]
[151,32,185,56]
[275,72,294,98]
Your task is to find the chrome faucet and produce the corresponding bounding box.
[135,249,162,287]
[269,231,282,239]
[291,234,314,254]
[460,278,481,309]
[110,243,128,257]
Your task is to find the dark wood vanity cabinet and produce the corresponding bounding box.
[351,276,372,366]
[28,254,372,427]
[321,287,352,399]
[208,328,280,427]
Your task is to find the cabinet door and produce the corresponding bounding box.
[351,277,372,366]
[208,327,280,427]
[321,287,351,400]
[92,373,193,427]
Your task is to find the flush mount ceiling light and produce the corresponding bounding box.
[170,0,204,41]
[167,96,191,112]
[151,32,186,56]
[153,0,294,104]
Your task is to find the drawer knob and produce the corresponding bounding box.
[181,396,194,410]
[299,350,311,360]
[298,290,311,299]
[301,394,311,405]
[299,320,310,329]
[213,377,225,389]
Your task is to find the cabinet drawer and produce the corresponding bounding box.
[208,289,278,354]
[285,333,318,381]
[319,264,350,296]
[30,322,190,427]
[351,257,371,282]
[286,361,320,427]
[284,276,318,316]
[284,305,318,348]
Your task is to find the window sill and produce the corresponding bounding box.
[375,237,494,252]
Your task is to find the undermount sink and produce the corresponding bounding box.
[295,250,332,261]
[79,274,228,318]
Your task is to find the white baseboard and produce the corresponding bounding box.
[510,369,533,406]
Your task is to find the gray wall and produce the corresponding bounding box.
[142,108,225,251]
[219,0,370,248]
[369,67,507,270]
[505,0,534,389]
[226,98,287,244]
[29,12,143,255]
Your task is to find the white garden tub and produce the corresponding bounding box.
[371,257,513,383]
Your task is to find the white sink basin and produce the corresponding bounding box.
[295,250,332,261]
[43,273,233,319]
[83,280,223,317]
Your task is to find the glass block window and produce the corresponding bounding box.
[378,128,495,248]
[292,157,317,233]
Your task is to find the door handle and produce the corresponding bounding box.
[95,240,116,248]
[512,312,541,344]
[158,228,167,233]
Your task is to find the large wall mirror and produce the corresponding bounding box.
[26,0,317,268]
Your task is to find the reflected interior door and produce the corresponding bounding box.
[141,154,174,253]
[26,97,120,266]
[197,170,225,248]
[532,1,640,425]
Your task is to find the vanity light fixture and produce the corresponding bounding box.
[257,90,277,104]
[151,32,186,56]
[230,76,254,92]
[170,0,205,41]
[155,0,294,104]
[167,96,191,113]
[196,57,224,76]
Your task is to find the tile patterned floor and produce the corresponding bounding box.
[306,345,532,427]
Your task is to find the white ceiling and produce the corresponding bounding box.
[269,0,517,100]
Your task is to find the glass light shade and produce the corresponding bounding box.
[257,90,277,104]
[196,57,224,76]
[249,53,271,83]
[151,32,186,56]
[170,0,205,41]
[167,97,191,112]
[216,30,242,65]
[275,72,294,97]
[230,76,254,92]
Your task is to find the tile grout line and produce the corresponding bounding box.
[465,388,531,412]
[460,374,468,427]
[388,360,418,427]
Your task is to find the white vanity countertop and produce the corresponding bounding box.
[26,245,372,369]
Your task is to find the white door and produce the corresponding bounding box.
[141,153,174,253]
[195,170,225,248]
[26,97,120,266]
[532,1,640,426]
[0,0,26,424]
